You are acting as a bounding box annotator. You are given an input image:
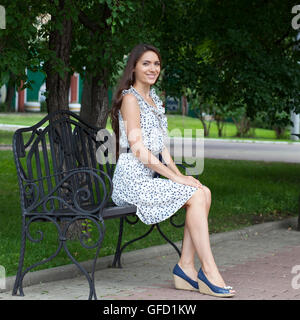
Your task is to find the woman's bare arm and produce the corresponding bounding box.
[160,146,183,176]
[120,94,178,181]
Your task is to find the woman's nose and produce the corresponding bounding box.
[149,64,157,72]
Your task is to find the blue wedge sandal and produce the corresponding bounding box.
[198,268,235,298]
[173,264,199,291]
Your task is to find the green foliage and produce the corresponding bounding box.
[160,1,300,125]
[70,0,163,87]
[0,1,41,88]
[1,0,299,130]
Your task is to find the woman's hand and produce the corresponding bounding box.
[171,174,203,189]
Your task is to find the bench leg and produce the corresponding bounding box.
[111,217,124,268]
[111,217,156,268]
[12,216,26,297]
[111,216,183,268]
[156,223,181,257]
[62,216,105,300]
[12,216,65,297]
[12,215,105,300]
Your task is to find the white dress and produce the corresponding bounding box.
[111,85,198,225]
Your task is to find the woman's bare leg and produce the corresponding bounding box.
[178,220,198,280]
[178,187,233,291]
[178,186,211,281]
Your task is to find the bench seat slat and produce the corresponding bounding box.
[23,204,137,220]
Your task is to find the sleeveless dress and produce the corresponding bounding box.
[111,85,198,225]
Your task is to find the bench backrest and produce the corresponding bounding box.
[12,110,115,217]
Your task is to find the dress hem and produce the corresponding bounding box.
[135,186,198,225]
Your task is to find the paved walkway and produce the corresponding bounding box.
[1,218,299,301]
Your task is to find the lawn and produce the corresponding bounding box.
[0,150,298,277]
[0,113,47,127]
[0,112,295,143]
[166,115,287,140]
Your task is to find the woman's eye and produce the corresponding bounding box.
[142,62,160,67]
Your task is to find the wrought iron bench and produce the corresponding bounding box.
[11,110,186,300]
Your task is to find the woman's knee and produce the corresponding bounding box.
[185,188,206,207]
[202,185,211,201]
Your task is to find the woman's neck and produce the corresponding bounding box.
[133,82,151,98]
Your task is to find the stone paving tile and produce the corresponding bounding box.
[1,224,299,300]
[102,245,300,300]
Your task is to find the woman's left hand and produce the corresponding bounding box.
[186,175,203,189]
[175,173,203,189]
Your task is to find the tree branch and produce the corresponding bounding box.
[77,2,111,34]
[78,11,98,32]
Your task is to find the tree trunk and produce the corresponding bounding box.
[80,71,109,129]
[232,115,251,137]
[214,114,225,137]
[194,108,210,137]
[273,126,286,139]
[44,2,72,113]
[42,3,85,240]
[71,72,110,242]
[5,71,16,112]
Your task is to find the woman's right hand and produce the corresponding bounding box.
[171,174,203,189]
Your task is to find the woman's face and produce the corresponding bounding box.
[133,50,161,86]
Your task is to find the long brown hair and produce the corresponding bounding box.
[110,43,162,160]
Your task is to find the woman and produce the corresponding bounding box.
[110,43,235,297]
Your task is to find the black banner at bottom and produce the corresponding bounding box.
[0,300,294,318]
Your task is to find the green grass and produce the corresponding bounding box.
[0,112,295,143]
[0,130,33,145]
[0,113,47,127]
[166,115,292,141]
[0,150,299,276]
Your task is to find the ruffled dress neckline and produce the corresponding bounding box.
[130,85,165,115]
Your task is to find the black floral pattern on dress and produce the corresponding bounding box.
[111,86,198,225]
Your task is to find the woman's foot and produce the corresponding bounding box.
[175,262,235,296]
[199,266,235,296]
[177,262,198,283]
[202,266,226,287]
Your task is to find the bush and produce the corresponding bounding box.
[0,102,8,112]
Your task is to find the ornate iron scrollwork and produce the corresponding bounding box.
[12,110,110,300]
[14,214,105,300]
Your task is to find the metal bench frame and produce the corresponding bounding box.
[11,110,186,300]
